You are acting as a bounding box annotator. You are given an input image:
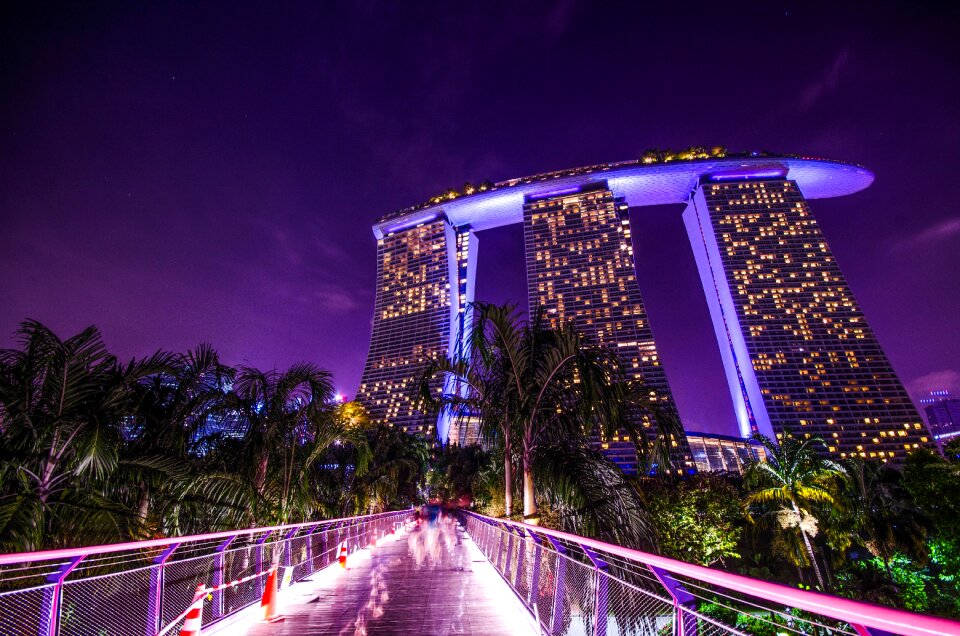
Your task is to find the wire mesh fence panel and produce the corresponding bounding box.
[514,539,535,607]
[59,566,153,636]
[686,610,749,636]
[0,584,49,636]
[223,545,261,617]
[286,536,310,582]
[533,548,558,631]
[554,556,596,636]
[163,553,214,628]
[501,531,520,583]
[603,574,675,636]
[318,531,334,569]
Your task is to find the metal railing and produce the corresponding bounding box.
[0,510,410,636]
[462,511,960,636]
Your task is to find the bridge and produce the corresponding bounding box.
[0,510,957,636]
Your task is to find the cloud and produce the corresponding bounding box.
[894,216,960,251]
[312,284,363,312]
[799,49,850,112]
[908,369,960,400]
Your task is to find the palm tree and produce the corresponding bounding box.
[743,433,847,589]
[420,302,673,523]
[0,320,169,550]
[166,362,343,529]
[847,459,928,582]
[417,303,523,516]
[119,343,233,529]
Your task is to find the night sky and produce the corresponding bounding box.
[2,2,958,436]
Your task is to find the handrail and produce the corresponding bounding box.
[0,509,411,636]
[0,509,404,566]
[465,511,960,636]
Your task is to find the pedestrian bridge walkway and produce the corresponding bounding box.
[1,509,958,636]
[229,517,536,635]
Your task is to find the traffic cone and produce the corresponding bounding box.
[338,542,348,569]
[260,567,283,623]
[178,584,205,636]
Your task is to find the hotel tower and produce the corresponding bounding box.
[523,183,690,471]
[357,153,935,466]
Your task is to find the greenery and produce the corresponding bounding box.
[418,302,680,547]
[637,473,742,566]
[3,317,960,622]
[0,320,427,551]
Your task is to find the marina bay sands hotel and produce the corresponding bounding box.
[355,152,934,470]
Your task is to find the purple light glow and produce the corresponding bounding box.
[383,213,440,235]
[525,186,581,201]
[709,170,787,181]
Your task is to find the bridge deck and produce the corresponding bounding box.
[221,519,537,636]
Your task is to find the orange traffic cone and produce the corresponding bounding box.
[338,542,348,569]
[260,567,283,623]
[178,584,205,636]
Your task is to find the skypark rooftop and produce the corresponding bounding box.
[373,154,873,239]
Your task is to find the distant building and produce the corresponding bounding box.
[684,175,935,463]
[920,390,960,441]
[356,154,932,467]
[523,182,691,474]
[686,432,766,474]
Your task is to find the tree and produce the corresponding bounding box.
[743,433,847,589]
[179,362,354,528]
[417,303,524,517]
[0,320,169,550]
[847,459,928,582]
[638,473,743,566]
[119,343,232,531]
[427,444,490,506]
[421,302,675,527]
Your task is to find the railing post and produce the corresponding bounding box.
[547,536,567,636]
[146,543,179,636]
[583,546,609,636]
[527,530,542,607]
[39,554,83,636]
[211,536,236,620]
[649,566,697,636]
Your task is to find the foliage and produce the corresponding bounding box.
[0,320,426,550]
[902,449,960,535]
[637,473,743,565]
[533,440,654,549]
[427,444,490,506]
[846,458,929,579]
[743,433,847,589]
[419,302,683,524]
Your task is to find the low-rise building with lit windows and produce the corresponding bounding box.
[686,431,766,474]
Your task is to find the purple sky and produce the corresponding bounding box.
[2,2,958,436]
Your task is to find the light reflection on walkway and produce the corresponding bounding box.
[225,514,537,636]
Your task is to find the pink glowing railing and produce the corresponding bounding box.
[0,510,410,636]
[463,511,960,636]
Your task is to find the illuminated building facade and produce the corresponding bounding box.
[920,390,960,442]
[685,432,766,474]
[523,183,689,472]
[357,153,930,464]
[683,174,934,461]
[356,217,477,438]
